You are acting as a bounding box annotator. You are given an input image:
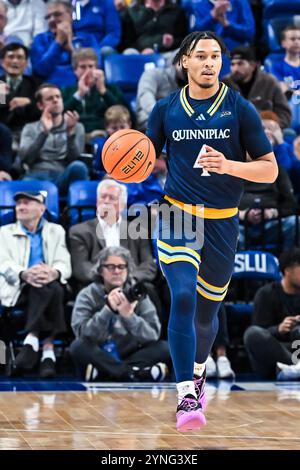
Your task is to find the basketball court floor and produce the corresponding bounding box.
[0,380,299,450]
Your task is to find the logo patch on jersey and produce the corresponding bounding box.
[193,144,210,176]
[195,114,206,121]
[220,111,232,118]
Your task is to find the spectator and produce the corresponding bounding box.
[0,42,40,150]
[69,178,157,289]
[0,190,71,377]
[70,246,170,382]
[0,122,12,180]
[62,48,129,140]
[260,110,293,171]
[136,57,186,131]
[30,0,99,87]
[119,0,188,55]
[19,83,87,196]
[72,0,121,56]
[225,46,291,128]
[187,0,255,51]
[3,0,46,47]
[0,1,22,51]
[238,166,298,251]
[244,248,300,380]
[269,25,300,95]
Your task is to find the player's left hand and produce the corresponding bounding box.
[200,145,231,174]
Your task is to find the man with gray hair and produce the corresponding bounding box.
[70,246,170,381]
[69,178,157,288]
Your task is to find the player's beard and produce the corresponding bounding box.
[199,82,215,89]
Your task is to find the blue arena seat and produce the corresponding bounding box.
[290,97,300,134]
[263,52,284,73]
[0,181,59,226]
[67,181,98,225]
[226,250,281,317]
[262,0,300,20]
[104,53,164,103]
[233,250,281,281]
[265,15,300,51]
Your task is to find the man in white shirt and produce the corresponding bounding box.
[69,178,157,288]
[3,0,47,47]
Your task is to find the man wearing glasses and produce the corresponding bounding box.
[70,246,170,382]
[31,0,98,87]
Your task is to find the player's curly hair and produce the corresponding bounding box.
[173,31,229,67]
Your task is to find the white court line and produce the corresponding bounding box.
[0,428,300,440]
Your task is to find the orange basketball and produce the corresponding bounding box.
[101,129,156,183]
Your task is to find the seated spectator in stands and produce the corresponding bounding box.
[0,1,22,51]
[119,0,188,55]
[244,248,300,380]
[19,83,88,196]
[186,0,255,51]
[0,190,71,377]
[136,57,186,131]
[225,47,291,128]
[269,25,300,96]
[70,246,170,382]
[0,122,12,180]
[238,166,298,251]
[72,0,121,56]
[204,304,235,379]
[30,0,99,87]
[0,42,40,150]
[62,48,129,141]
[3,0,46,47]
[69,179,157,290]
[260,110,294,171]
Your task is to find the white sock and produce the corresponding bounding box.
[176,381,196,404]
[194,362,205,377]
[41,350,56,362]
[24,334,39,352]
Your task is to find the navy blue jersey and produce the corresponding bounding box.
[146,83,272,208]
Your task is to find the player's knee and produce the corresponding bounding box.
[197,322,216,339]
[172,285,196,312]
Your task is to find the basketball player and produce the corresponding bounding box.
[146,31,278,432]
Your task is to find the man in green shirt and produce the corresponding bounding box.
[62,48,130,142]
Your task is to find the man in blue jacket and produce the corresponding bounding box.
[31,0,99,87]
[186,0,255,51]
[72,0,121,54]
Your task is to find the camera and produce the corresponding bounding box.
[123,282,147,303]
